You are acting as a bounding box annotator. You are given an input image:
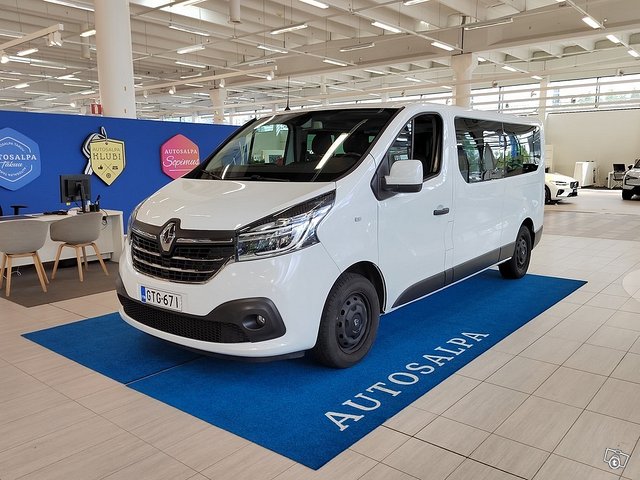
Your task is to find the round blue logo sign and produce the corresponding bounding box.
[0,128,41,191]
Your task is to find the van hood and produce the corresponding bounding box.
[136,179,335,230]
[545,172,577,183]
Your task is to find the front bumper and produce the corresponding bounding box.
[117,241,341,357]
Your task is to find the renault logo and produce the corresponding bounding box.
[159,222,176,253]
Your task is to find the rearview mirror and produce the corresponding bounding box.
[383,160,423,193]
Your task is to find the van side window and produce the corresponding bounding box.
[385,114,442,180]
[455,117,540,183]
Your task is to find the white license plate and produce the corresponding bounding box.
[140,286,182,312]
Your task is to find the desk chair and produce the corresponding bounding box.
[0,204,28,216]
[0,220,49,296]
[50,212,109,282]
[610,163,626,188]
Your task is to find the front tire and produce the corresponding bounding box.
[312,273,380,368]
[622,189,633,200]
[544,186,552,204]
[499,225,532,279]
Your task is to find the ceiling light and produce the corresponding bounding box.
[219,78,225,88]
[606,34,621,44]
[371,21,401,34]
[78,89,95,95]
[177,44,205,54]
[43,0,93,11]
[403,0,431,4]
[168,24,211,36]
[502,65,518,72]
[531,75,543,80]
[0,29,24,38]
[175,60,207,68]
[169,86,176,95]
[299,0,329,8]
[143,90,148,98]
[178,0,207,5]
[63,83,91,87]
[431,41,455,51]
[628,49,640,58]
[257,44,288,54]
[581,16,602,29]
[58,74,80,80]
[180,72,202,79]
[46,31,63,46]
[184,83,204,88]
[16,48,38,57]
[0,52,8,64]
[270,23,308,35]
[464,17,513,30]
[13,82,30,89]
[364,68,385,75]
[267,70,274,80]
[80,28,96,38]
[69,101,76,107]
[404,77,421,82]
[323,58,348,67]
[339,42,375,52]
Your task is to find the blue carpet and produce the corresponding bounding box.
[24,271,585,469]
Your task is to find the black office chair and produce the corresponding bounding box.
[0,204,27,216]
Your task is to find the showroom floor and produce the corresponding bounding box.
[2,189,640,480]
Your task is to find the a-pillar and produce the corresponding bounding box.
[210,87,227,124]
[451,53,477,108]
[94,0,136,118]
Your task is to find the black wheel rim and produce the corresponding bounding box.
[335,293,370,354]
[516,235,529,270]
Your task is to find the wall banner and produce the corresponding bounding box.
[161,134,200,179]
[0,127,41,191]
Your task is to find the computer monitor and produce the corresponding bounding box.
[60,174,92,212]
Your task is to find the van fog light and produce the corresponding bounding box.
[243,314,267,330]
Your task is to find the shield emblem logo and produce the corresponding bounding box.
[89,138,126,185]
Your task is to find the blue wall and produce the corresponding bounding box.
[0,110,237,222]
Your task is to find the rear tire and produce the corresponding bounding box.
[499,225,532,279]
[312,273,380,368]
[622,189,633,200]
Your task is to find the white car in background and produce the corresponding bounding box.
[545,172,579,204]
[622,159,640,200]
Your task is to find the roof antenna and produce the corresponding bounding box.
[285,76,291,111]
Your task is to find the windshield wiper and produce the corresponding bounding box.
[200,170,223,180]
[230,175,290,182]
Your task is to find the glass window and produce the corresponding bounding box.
[194,108,397,183]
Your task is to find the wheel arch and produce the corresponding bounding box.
[344,261,386,313]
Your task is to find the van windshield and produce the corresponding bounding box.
[193,108,398,182]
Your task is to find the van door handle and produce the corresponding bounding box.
[433,207,450,216]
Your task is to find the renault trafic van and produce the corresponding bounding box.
[117,104,544,368]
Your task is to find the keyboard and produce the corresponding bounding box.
[42,210,68,215]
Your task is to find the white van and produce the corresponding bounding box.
[117,105,544,368]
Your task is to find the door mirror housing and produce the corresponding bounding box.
[384,160,423,193]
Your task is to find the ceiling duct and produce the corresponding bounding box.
[230,0,241,24]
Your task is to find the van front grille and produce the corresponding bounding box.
[131,231,234,283]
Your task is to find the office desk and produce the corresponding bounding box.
[1,209,124,267]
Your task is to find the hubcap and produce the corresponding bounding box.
[336,293,369,353]
[516,236,528,269]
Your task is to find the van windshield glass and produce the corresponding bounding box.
[194,108,398,182]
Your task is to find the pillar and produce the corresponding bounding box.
[538,76,549,124]
[94,0,136,118]
[210,87,227,124]
[451,53,477,108]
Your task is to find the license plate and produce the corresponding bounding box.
[140,286,182,312]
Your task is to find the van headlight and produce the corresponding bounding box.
[237,192,335,261]
[126,200,145,244]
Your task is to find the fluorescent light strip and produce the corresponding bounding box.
[17,48,38,57]
[371,21,401,34]
[477,56,487,62]
[13,83,29,89]
[531,75,543,80]
[43,0,93,11]
[299,0,329,8]
[606,34,621,44]
[404,77,421,82]
[168,24,211,36]
[175,60,207,68]
[403,0,431,5]
[58,74,80,80]
[179,72,202,79]
[502,65,518,72]
[323,58,348,67]
[38,64,66,70]
[184,83,204,88]
[63,83,91,87]
[339,42,375,52]
[270,23,308,35]
[78,89,95,95]
[464,18,513,30]
[582,16,602,29]
[364,69,385,75]
[177,44,205,54]
[431,41,455,51]
[629,49,640,58]
[80,29,96,37]
[257,44,288,54]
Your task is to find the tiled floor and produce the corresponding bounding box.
[2,189,640,479]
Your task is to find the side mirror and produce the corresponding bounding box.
[384,160,423,193]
